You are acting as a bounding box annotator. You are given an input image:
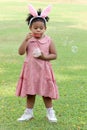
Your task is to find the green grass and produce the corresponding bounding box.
[0,0,87,130]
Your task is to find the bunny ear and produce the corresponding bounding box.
[28,4,38,17]
[41,5,52,18]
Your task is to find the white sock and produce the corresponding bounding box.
[46,107,53,112]
[26,108,33,113]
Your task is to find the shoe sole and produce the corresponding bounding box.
[46,117,57,123]
[17,117,34,122]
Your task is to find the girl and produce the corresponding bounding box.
[16,5,59,123]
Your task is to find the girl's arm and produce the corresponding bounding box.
[18,33,32,55]
[39,40,57,60]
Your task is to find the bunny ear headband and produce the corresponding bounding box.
[28,4,52,26]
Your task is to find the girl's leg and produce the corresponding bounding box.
[17,95,36,121]
[27,95,36,108]
[42,96,52,108]
[42,96,57,122]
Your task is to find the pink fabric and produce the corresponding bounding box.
[16,35,59,99]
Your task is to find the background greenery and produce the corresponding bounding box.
[0,0,87,129]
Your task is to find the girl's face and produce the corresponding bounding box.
[29,21,46,38]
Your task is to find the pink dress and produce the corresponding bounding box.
[16,35,59,99]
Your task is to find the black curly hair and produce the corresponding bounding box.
[26,8,49,27]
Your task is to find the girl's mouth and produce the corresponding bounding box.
[33,33,42,38]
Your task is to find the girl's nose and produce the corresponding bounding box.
[37,28,40,31]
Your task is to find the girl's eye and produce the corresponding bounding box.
[34,27,38,29]
[34,27,43,30]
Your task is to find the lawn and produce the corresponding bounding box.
[0,0,87,130]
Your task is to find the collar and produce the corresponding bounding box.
[29,35,48,44]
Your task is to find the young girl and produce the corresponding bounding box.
[16,5,59,123]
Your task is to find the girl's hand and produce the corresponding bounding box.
[25,33,33,41]
[37,40,57,60]
[18,33,33,55]
[37,52,57,61]
[37,52,46,60]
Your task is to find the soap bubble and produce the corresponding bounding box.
[63,36,74,46]
[71,46,78,53]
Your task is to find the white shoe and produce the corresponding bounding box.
[46,109,57,123]
[17,109,34,121]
